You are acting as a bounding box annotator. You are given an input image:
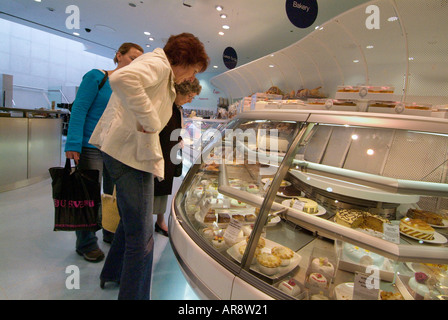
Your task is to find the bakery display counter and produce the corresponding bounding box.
[169,109,448,300]
[182,118,228,173]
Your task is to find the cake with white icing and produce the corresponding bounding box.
[408,272,430,299]
[343,243,385,267]
[307,273,328,288]
[278,279,301,296]
[310,257,335,277]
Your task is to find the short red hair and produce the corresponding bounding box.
[164,33,210,72]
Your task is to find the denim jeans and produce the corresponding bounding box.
[76,147,115,251]
[100,152,154,300]
[76,147,103,253]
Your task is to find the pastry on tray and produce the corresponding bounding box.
[256,252,281,276]
[271,246,294,266]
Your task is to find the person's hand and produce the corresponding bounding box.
[65,151,80,164]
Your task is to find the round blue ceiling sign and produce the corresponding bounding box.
[223,47,238,69]
[285,0,318,29]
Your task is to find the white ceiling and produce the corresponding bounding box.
[0,0,369,75]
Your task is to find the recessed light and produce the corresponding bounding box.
[268,64,274,68]
[388,16,398,22]
[218,31,224,36]
[216,5,223,11]
[213,66,218,69]
[220,14,227,18]
[148,37,154,41]
[144,31,151,35]
[34,0,42,2]
[146,44,151,48]
[409,57,414,61]
[222,25,230,29]
[353,59,360,63]
[73,32,80,36]
[366,45,374,49]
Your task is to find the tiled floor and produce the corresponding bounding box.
[0,176,199,300]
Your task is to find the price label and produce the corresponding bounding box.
[383,223,400,244]
[223,219,243,243]
[291,199,305,211]
[353,270,380,300]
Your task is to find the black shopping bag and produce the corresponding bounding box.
[49,158,101,231]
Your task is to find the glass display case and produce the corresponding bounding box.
[182,118,229,174]
[169,109,448,300]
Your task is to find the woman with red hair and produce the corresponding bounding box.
[90,33,209,300]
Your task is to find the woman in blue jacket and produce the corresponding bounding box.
[65,43,143,262]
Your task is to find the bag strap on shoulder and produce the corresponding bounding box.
[98,70,109,90]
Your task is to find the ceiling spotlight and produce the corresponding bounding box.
[216,5,223,11]
[148,37,154,41]
[220,14,227,18]
[34,0,42,2]
[146,44,151,48]
[218,31,224,36]
[73,32,80,36]
[213,66,218,69]
[222,25,230,30]
[144,31,151,35]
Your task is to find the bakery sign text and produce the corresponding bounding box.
[292,1,311,13]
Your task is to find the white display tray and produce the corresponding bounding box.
[399,230,447,244]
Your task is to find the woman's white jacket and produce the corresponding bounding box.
[89,48,176,179]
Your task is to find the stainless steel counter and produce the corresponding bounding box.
[0,108,66,192]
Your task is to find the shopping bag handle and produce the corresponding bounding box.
[64,158,74,171]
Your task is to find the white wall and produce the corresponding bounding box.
[0,18,115,109]
[0,17,222,113]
